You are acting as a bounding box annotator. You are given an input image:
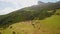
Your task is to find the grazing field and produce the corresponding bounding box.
[0,9,60,34]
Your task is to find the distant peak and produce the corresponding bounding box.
[38,1,44,5]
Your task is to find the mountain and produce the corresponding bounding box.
[0,1,60,28]
[38,1,45,5]
[26,1,60,10]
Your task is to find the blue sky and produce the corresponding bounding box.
[0,0,60,15]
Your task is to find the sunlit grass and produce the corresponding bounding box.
[0,9,60,34]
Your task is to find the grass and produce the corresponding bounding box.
[0,22,35,34]
[0,9,60,34]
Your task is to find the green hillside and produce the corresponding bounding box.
[0,9,60,34]
[0,1,60,34]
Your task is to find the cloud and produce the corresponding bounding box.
[0,7,14,15]
[0,0,38,7]
[0,0,38,15]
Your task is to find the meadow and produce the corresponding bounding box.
[0,9,60,34]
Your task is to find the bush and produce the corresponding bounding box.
[12,31,16,34]
[56,13,60,15]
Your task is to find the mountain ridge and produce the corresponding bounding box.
[0,1,60,28]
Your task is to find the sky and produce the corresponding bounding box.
[0,0,60,15]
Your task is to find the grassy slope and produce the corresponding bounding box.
[0,9,60,34]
